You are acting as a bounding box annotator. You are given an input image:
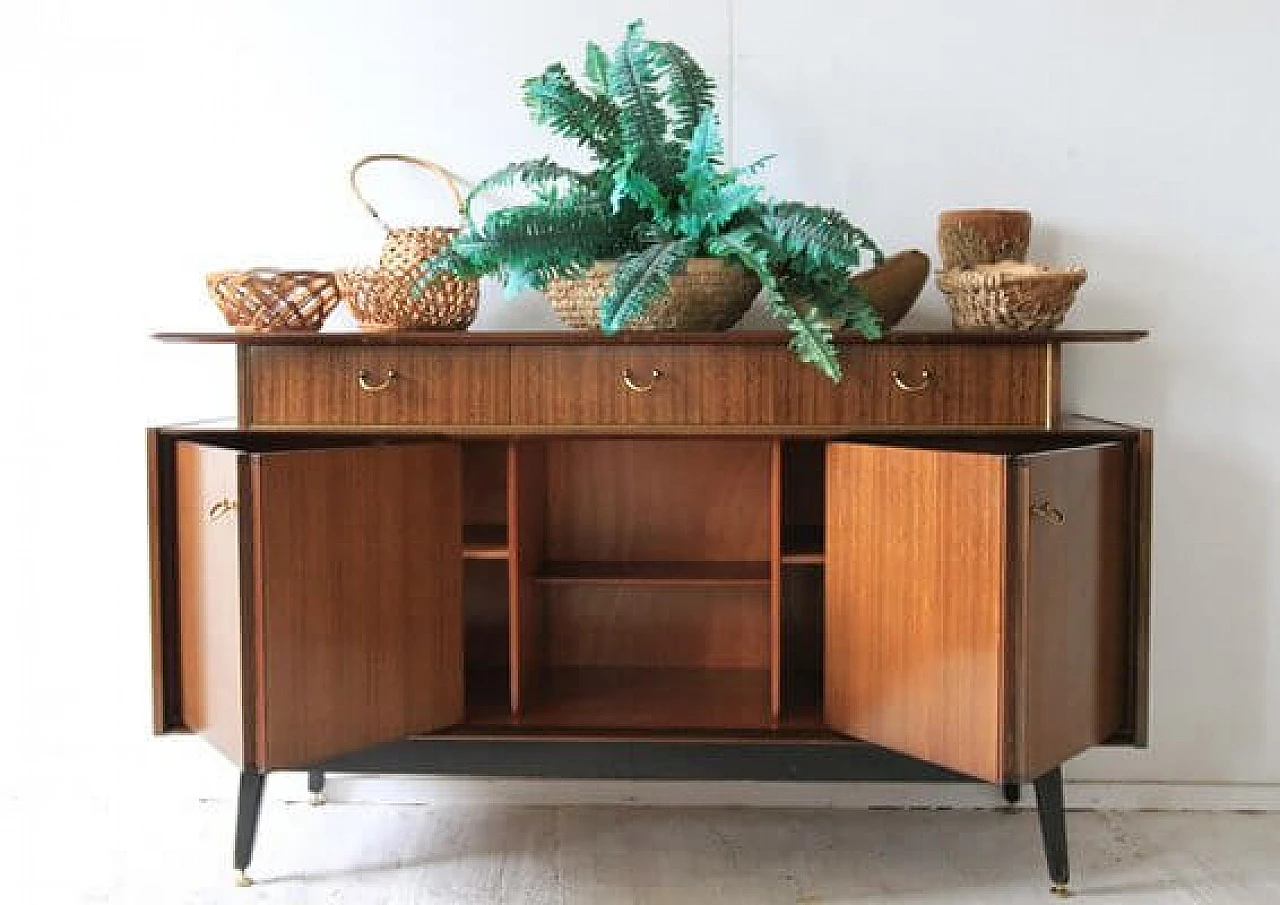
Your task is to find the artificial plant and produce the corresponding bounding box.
[423,20,884,379]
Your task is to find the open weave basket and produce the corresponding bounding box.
[344,153,478,330]
[937,262,1087,330]
[545,258,760,330]
[206,269,340,332]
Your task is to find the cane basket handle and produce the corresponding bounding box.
[349,154,470,232]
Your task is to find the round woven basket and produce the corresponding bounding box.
[937,209,1031,270]
[344,153,479,330]
[937,262,1087,330]
[336,263,477,331]
[545,258,760,331]
[206,269,340,332]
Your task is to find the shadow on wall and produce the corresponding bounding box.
[1059,227,1275,782]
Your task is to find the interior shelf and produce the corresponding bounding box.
[462,524,509,560]
[469,667,772,730]
[780,525,824,565]
[535,561,771,586]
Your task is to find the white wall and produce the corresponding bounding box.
[2,0,1277,799]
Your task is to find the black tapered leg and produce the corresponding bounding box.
[1033,766,1070,896]
[307,769,326,805]
[233,769,266,886]
[1002,782,1022,805]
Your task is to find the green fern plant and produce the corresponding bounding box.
[423,20,884,380]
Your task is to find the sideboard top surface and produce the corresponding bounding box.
[153,329,1148,346]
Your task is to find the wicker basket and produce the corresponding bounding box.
[937,262,1087,330]
[344,153,479,330]
[205,269,340,332]
[937,209,1031,270]
[545,258,760,331]
[336,266,477,331]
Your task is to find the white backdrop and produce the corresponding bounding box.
[2,1,1277,802]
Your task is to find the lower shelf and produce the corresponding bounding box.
[469,667,774,730]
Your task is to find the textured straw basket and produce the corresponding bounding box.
[937,209,1032,270]
[343,153,478,330]
[937,262,1087,330]
[545,258,760,330]
[205,269,340,332]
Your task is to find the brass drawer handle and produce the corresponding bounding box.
[357,368,398,393]
[891,368,933,393]
[1031,500,1066,525]
[621,368,663,393]
[207,498,238,521]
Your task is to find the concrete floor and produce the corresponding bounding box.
[12,795,1279,903]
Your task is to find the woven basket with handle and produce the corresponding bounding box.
[206,269,340,332]
[340,153,479,330]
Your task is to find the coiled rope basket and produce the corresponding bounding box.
[545,258,760,331]
[338,153,478,330]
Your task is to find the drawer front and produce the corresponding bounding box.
[246,347,510,427]
[773,345,1050,428]
[510,346,773,427]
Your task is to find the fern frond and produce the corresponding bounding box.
[610,164,671,228]
[584,41,610,94]
[523,63,620,161]
[680,109,724,186]
[465,158,593,223]
[599,238,696,332]
[764,290,843,381]
[652,41,715,141]
[609,21,668,163]
[705,227,775,288]
[762,202,884,273]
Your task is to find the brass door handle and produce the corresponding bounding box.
[621,368,663,393]
[207,498,238,521]
[1030,500,1066,525]
[891,368,933,393]
[357,368,398,392]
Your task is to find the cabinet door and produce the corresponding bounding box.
[249,443,463,768]
[173,440,464,769]
[176,441,250,764]
[824,439,1127,783]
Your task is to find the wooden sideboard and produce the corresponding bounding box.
[148,330,1151,894]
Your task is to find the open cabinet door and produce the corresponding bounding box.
[824,439,1128,783]
[249,443,463,768]
[172,440,463,770]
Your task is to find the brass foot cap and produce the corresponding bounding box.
[234,870,253,888]
[309,791,327,806]
[1050,882,1070,897]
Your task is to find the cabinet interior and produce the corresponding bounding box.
[455,437,843,732]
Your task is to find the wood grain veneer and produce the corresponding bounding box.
[509,441,547,714]
[245,346,509,427]
[158,329,1150,345]
[1011,442,1127,779]
[175,441,249,764]
[542,586,769,669]
[773,346,1050,428]
[510,346,774,426]
[825,443,1007,782]
[250,444,463,767]
[543,439,771,562]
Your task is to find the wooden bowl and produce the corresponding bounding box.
[851,250,930,329]
[937,209,1031,270]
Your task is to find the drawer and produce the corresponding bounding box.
[245,347,510,427]
[510,346,774,427]
[772,345,1051,428]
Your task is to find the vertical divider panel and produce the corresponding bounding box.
[508,441,547,714]
[769,439,783,725]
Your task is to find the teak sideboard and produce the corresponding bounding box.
[148,330,1152,895]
